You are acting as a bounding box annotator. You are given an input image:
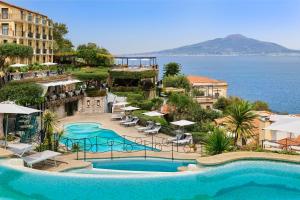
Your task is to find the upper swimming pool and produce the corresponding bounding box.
[1,160,300,199]
[62,123,155,152]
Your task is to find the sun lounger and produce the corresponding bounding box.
[136,121,154,132]
[123,118,139,127]
[172,133,193,145]
[263,141,282,151]
[23,150,61,168]
[119,116,133,124]
[167,133,184,143]
[290,145,300,152]
[144,124,161,135]
[111,112,125,120]
[7,143,33,157]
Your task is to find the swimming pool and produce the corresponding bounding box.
[1,159,300,199]
[75,158,197,173]
[62,123,155,152]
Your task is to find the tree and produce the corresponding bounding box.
[43,110,58,150]
[53,22,74,53]
[204,127,232,155]
[168,93,194,119]
[0,43,33,71]
[252,100,270,111]
[163,75,190,91]
[213,97,231,111]
[77,43,112,66]
[0,81,43,106]
[163,62,181,77]
[227,100,257,146]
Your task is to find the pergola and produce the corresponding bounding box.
[114,56,157,67]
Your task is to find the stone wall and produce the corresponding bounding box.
[78,97,105,114]
[50,104,66,119]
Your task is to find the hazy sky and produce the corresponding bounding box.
[7,0,300,54]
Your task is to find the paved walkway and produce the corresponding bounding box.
[197,151,300,166]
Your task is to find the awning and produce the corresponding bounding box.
[264,118,300,135]
[171,120,195,127]
[41,62,57,66]
[0,101,41,114]
[9,63,27,68]
[40,80,82,87]
[143,111,164,117]
[121,106,140,111]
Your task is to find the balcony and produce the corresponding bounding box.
[28,32,33,38]
[43,49,47,54]
[42,34,47,40]
[35,33,41,39]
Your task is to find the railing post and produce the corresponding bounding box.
[177,138,179,152]
[66,138,69,150]
[171,142,174,160]
[123,136,126,149]
[151,135,154,150]
[110,142,113,160]
[84,138,86,161]
[76,141,79,160]
[144,140,147,159]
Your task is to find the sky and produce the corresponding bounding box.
[6,0,300,54]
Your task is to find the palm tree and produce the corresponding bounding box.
[43,110,58,150]
[227,100,257,146]
[204,127,232,155]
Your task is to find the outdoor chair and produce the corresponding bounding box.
[23,150,61,168]
[123,117,139,127]
[144,124,161,135]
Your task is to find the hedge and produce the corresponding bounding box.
[132,110,168,126]
[72,67,109,81]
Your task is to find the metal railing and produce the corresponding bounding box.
[59,134,200,161]
[262,139,300,152]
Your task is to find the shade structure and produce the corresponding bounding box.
[41,62,57,66]
[0,101,41,148]
[143,111,164,117]
[264,118,300,135]
[9,63,27,68]
[171,120,195,127]
[113,102,129,106]
[40,79,81,87]
[121,106,140,111]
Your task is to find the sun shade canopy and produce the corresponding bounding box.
[9,63,28,68]
[171,120,195,127]
[121,106,140,111]
[0,101,41,114]
[143,111,164,117]
[40,80,81,87]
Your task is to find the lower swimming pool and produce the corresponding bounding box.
[1,160,300,199]
[61,123,155,152]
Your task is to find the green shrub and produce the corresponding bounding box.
[109,70,157,79]
[72,67,109,81]
[204,128,232,155]
[85,88,106,97]
[163,75,190,91]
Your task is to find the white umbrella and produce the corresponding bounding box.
[171,120,195,127]
[113,102,129,106]
[9,63,27,68]
[121,106,140,111]
[143,111,164,117]
[41,62,57,66]
[0,101,41,148]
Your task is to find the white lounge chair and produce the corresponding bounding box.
[263,141,282,151]
[119,116,133,124]
[144,124,161,135]
[136,121,154,132]
[290,145,300,152]
[23,150,61,168]
[7,143,33,157]
[111,112,125,120]
[123,118,139,127]
[173,133,193,145]
[167,133,184,143]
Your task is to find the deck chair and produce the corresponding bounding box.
[111,112,125,120]
[119,116,133,124]
[23,150,61,168]
[172,133,193,145]
[144,124,161,135]
[7,143,33,157]
[123,117,139,127]
[136,121,154,132]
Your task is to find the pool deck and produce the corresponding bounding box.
[0,148,13,158]
[197,151,300,166]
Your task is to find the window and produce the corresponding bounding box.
[87,100,90,107]
[3,40,7,43]
[1,8,8,19]
[28,14,32,22]
[97,100,100,106]
[2,24,9,35]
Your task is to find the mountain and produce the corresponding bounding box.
[145,34,300,56]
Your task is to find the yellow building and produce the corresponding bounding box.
[0,1,54,64]
[187,75,228,109]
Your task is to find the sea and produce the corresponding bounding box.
[156,56,300,114]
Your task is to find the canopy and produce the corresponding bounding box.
[40,79,81,87]
[0,101,41,114]
[41,62,57,66]
[171,120,195,127]
[264,118,300,135]
[113,102,129,106]
[143,111,164,117]
[121,106,140,111]
[0,101,41,148]
[9,63,27,68]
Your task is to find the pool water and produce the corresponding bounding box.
[62,123,155,152]
[91,158,196,172]
[1,160,300,199]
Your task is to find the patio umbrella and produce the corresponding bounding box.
[121,106,140,111]
[0,101,41,148]
[9,63,27,68]
[171,120,195,127]
[113,102,129,106]
[143,111,164,117]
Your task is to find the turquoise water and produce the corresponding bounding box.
[91,158,196,172]
[157,56,300,113]
[62,123,154,152]
[1,160,300,199]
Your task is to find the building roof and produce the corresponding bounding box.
[0,1,48,17]
[187,75,227,86]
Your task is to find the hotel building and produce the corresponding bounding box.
[0,1,54,64]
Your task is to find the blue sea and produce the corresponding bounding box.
[157,56,300,114]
